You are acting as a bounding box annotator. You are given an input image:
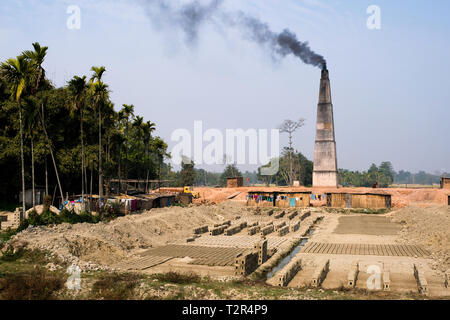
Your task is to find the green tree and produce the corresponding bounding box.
[179,160,196,187]
[67,75,89,201]
[0,56,32,217]
[278,118,305,186]
[22,42,48,94]
[90,67,108,200]
[23,98,41,208]
[220,164,242,186]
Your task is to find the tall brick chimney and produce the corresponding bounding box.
[312,66,338,187]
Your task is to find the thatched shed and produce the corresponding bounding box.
[326,192,391,209]
[247,190,311,208]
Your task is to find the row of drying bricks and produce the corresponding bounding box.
[188,211,311,242]
[273,257,448,295]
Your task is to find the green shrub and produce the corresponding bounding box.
[40,210,61,225]
[77,211,100,224]
[0,228,17,243]
[27,210,42,226]
[59,209,81,224]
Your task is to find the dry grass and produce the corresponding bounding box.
[89,272,143,300]
[154,271,201,284]
[0,269,66,300]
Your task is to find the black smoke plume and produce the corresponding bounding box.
[139,0,326,69]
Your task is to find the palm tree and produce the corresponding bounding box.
[91,80,109,202]
[90,66,106,84]
[23,98,40,209]
[0,56,32,219]
[120,104,134,194]
[67,75,89,203]
[89,66,107,203]
[142,121,156,193]
[38,96,64,205]
[152,137,169,189]
[22,42,48,94]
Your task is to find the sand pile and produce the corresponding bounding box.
[390,205,450,272]
[7,201,246,270]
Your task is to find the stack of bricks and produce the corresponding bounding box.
[193,225,209,235]
[311,259,330,287]
[224,225,241,236]
[278,226,289,236]
[274,221,286,231]
[290,220,301,232]
[414,264,428,295]
[274,211,285,219]
[287,211,298,220]
[214,220,231,227]
[209,225,228,236]
[260,224,274,236]
[0,209,20,230]
[234,251,259,276]
[383,271,390,291]
[300,211,311,221]
[275,256,302,287]
[254,239,268,265]
[347,261,359,288]
[247,225,261,236]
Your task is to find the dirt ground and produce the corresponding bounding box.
[2,186,449,299]
[6,201,247,268]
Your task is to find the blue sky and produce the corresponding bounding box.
[1,0,449,173]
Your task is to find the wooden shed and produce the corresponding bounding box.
[227,177,244,188]
[275,192,311,208]
[247,191,311,208]
[156,195,176,208]
[247,191,275,208]
[441,177,450,189]
[326,193,391,209]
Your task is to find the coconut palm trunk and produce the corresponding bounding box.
[42,103,48,196]
[80,108,85,203]
[39,104,64,203]
[18,98,26,219]
[31,138,35,208]
[98,103,103,202]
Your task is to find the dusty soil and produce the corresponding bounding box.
[283,206,449,297]
[389,205,450,273]
[7,201,247,269]
[333,216,402,235]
